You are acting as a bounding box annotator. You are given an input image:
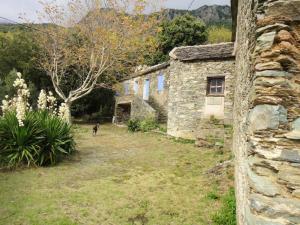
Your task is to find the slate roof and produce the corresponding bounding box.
[169,42,235,61]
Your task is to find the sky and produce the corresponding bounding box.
[0,0,230,23]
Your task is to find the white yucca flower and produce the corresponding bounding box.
[37,90,47,110]
[58,102,70,122]
[16,96,26,127]
[2,72,31,124]
[47,91,57,113]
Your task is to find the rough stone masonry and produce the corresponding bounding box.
[233,0,300,224]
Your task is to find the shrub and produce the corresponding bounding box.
[127,118,159,133]
[0,111,75,168]
[139,118,158,132]
[0,72,75,168]
[212,188,236,225]
[208,26,232,44]
[158,125,167,133]
[35,111,75,166]
[0,112,43,167]
[127,119,141,132]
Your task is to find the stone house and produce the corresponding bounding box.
[114,42,235,140]
[167,42,235,140]
[114,62,170,123]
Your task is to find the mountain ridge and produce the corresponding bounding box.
[0,5,232,30]
[163,5,232,27]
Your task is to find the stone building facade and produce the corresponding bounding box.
[115,43,235,141]
[114,62,170,123]
[167,43,235,140]
[233,0,300,224]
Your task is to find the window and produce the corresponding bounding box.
[124,82,130,95]
[207,77,225,95]
[157,74,164,92]
[134,80,139,95]
[143,79,150,100]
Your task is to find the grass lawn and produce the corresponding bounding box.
[0,124,233,225]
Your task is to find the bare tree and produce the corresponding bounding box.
[36,0,162,122]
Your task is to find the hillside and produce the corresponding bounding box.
[164,5,232,28]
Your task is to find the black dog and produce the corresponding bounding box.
[93,123,100,136]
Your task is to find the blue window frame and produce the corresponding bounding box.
[124,82,130,95]
[157,74,164,92]
[143,79,150,100]
[134,80,139,95]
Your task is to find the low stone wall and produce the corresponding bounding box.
[115,95,157,122]
[196,118,233,150]
[234,0,300,224]
[131,96,157,120]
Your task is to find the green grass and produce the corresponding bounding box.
[0,124,233,225]
[212,188,236,225]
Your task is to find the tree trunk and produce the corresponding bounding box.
[64,101,72,124]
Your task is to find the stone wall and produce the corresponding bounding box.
[131,95,157,121]
[167,59,235,139]
[114,95,157,122]
[234,0,300,224]
[116,65,170,122]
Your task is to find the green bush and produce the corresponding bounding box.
[127,119,141,132]
[35,111,75,166]
[140,118,159,132]
[208,26,232,44]
[127,118,159,133]
[0,112,43,167]
[0,111,75,168]
[212,188,236,225]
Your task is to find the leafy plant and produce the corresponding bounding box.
[0,112,42,167]
[145,14,208,65]
[158,125,167,133]
[212,188,236,225]
[127,119,141,132]
[127,118,159,133]
[140,118,159,132]
[0,111,75,168]
[208,26,232,44]
[35,111,75,166]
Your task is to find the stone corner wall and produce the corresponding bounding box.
[234,0,300,224]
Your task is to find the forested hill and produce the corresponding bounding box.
[163,5,232,28]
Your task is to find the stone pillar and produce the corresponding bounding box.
[234,0,300,224]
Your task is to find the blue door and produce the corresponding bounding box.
[143,79,150,100]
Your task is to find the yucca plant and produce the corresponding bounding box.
[0,111,75,168]
[35,111,75,166]
[0,112,43,167]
